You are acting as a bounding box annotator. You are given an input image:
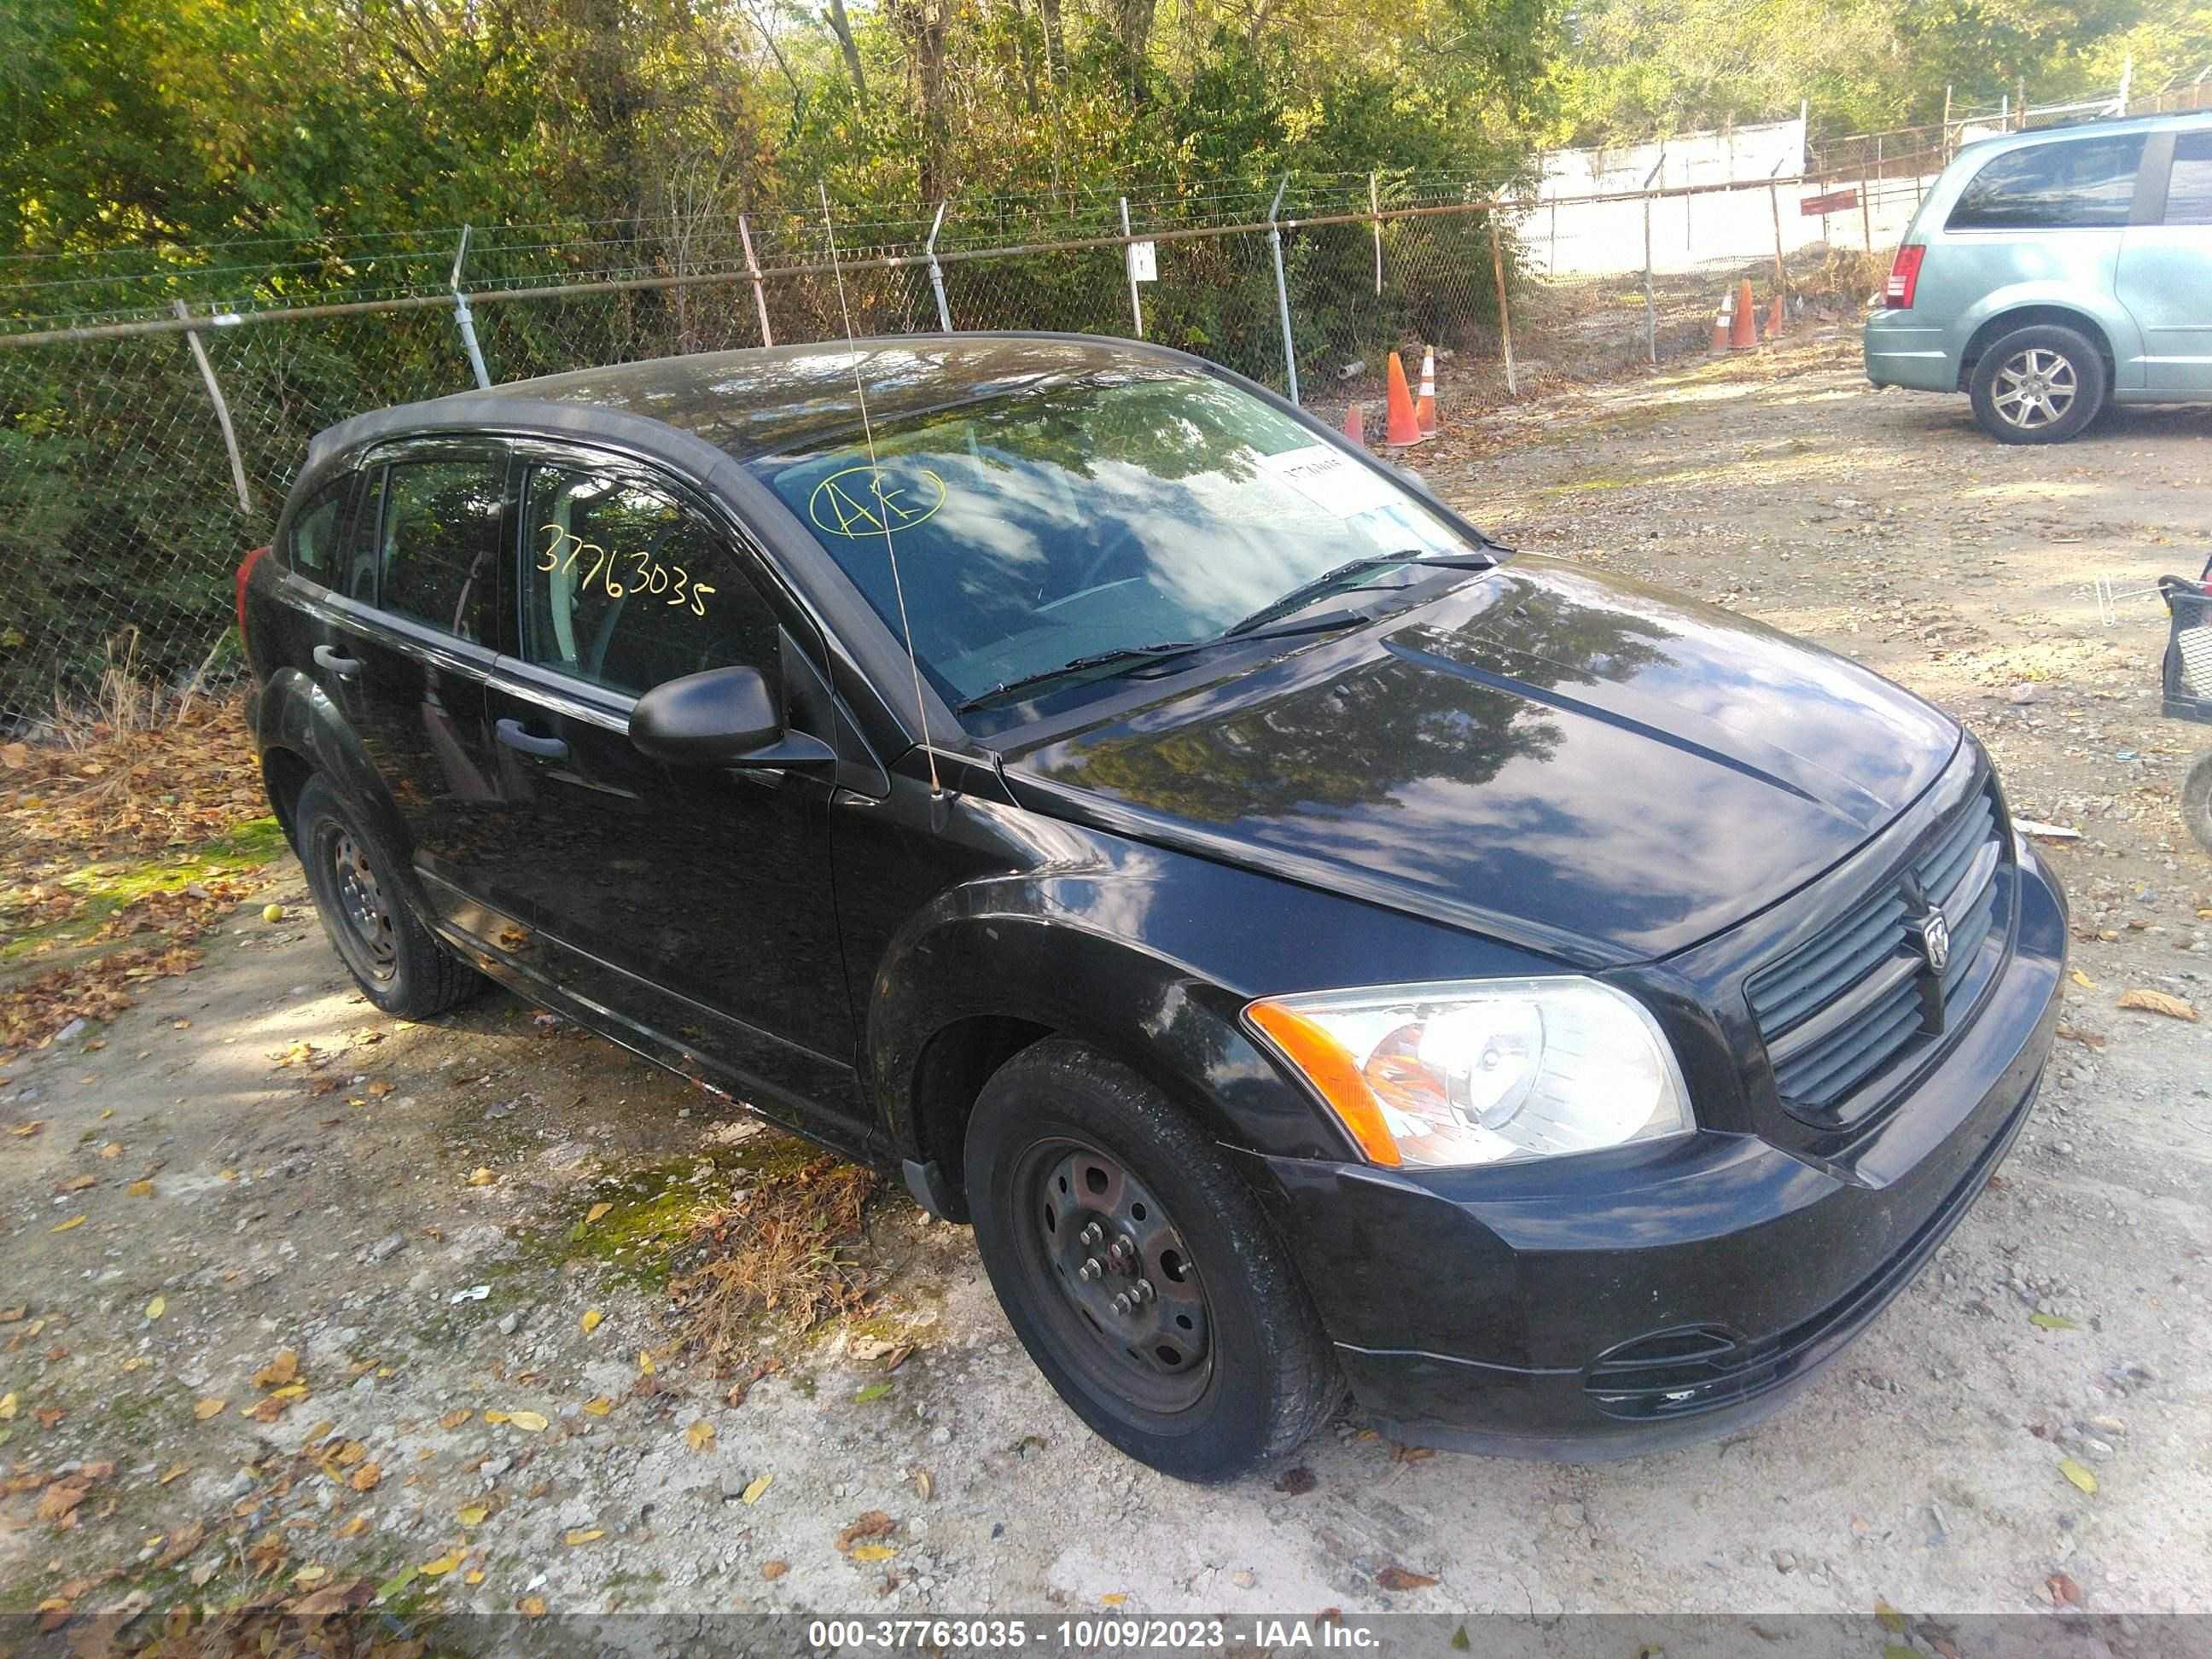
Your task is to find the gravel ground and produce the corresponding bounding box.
[3,333,2209,1628]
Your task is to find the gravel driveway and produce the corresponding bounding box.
[3,334,2209,1631]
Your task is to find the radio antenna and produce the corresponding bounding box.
[819,182,941,799]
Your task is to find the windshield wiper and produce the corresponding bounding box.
[956,611,1364,713]
[1223,550,1493,638]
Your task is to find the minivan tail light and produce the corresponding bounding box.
[236,544,271,649]
[1884,244,1925,309]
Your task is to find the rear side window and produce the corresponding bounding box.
[521,464,779,696]
[2167,132,2212,226]
[365,458,504,642]
[283,481,350,582]
[1947,135,2145,230]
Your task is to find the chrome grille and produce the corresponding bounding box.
[1748,789,2006,1118]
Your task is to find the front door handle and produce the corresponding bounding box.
[313,644,361,679]
[496,719,569,760]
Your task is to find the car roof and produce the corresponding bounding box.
[1952,107,2212,161]
[311,333,1209,469]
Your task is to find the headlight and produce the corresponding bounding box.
[1245,978,1692,1169]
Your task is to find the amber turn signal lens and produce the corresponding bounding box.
[1246,1000,1402,1167]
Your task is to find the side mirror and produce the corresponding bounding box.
[630,667,788,766]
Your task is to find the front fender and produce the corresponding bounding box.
[864,827,1569,1171]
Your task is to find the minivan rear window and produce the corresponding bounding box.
[1947,135,2145,230]
[2168,132,2212,226]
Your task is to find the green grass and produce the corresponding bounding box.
[1,815,285,964]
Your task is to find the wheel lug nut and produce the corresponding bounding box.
[1106,1237,1132,1270]
[1132,1278,1155,1304]
[1078,1257,1102,1282]
[1111,1293,1132,1315]
[1079,1223,1103,1247]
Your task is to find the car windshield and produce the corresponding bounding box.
[745,366,1493,710]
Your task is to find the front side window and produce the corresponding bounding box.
[370,458,504,642]
[1947,136,2145,230]
[747,367,1491,707]
[2167,131,2212,226]
[521,465,778,696]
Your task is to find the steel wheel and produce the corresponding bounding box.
[1989,347,2078,432]
[1014,1136,1214,1414]
[325,825,398,981]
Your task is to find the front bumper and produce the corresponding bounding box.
[1865,311,1959,393]
[1244,850,2066,1460]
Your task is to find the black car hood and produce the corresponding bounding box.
[1000,558,1960,966]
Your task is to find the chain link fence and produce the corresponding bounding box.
[0,170,1884,727]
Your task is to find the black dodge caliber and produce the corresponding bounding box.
[239,334,2065,1481]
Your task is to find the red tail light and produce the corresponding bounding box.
[1884,244,1926,309]
[236,544,271,650]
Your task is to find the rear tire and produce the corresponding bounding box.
[964,1039,1341,1482]
[2183,753,2212,856]
[1968,324,2106,445]
[295,776,481,1019]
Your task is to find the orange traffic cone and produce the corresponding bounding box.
[1767,290,1788,341]
[1416,346,1439,434]
[1710,293,1732,355]
[1344,401,1365,445]
[1383,352,1425,446]
[1730,279,1756,350]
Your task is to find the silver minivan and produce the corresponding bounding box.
[1864,112,2212,443]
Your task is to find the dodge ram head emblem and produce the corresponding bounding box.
[1920,908,1952,975]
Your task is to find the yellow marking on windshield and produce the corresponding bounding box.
[808,464,946,539]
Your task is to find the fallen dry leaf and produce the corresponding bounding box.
[154,1521,205,1569]
[9,1121,44,1138]
[58,1174,95,1192]
[741,1473,772,1505]
[519,1595,548,1616]
[253,1349,300,1388]
[193,1397,226,1421]
[564,1528,605,1545]
[143,1295,164,1321]
[49,1215,84,1233]
[457,1505,489,1526]
[2116,987,2197,1022]
[337,1515,370,1539]
[125,1179,154,1197]
[762,1559,789,1580]
[348,1464,381,1493]
[420,1553,463,1577]
[0,1391,14,1419]
[585,1202,612,1224]
[97,1142,120,1159]
[2058,1457,2098,1495]
[582,1396,613,1417]
[849,1543,897,1563]
[2050,1570,2084,1607]
[580,1310,602,1335]
[35,1480,89,1522]
[464,1167,497,1187]
[685,1419,716,1452]
[837,1511,898,1554]
[1376,1566,1438,1591]
[2069,969,2098,990]
[508,1410,549,1433]
[157,1462,189,1484]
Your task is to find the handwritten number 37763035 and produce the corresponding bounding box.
[538,523,714,617]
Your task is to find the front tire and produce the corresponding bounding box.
[1969,324,2107,445]
[295,776,481,1019]
[964,1039,1341,1482]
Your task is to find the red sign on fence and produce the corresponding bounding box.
[1802,189,1860,217]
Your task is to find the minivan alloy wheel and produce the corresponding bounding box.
[1990,347,2077,431]
[1016,1137,1213,1413]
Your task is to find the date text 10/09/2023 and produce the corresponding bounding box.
[803,1619,1382,1650]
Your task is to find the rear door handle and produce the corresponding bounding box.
[496,719,569,760]
[313,644,361,679]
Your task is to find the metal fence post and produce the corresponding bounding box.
[172,301,253,515]
[449,225,492,390]
[926,201,953,333]
[1370,172,1382,296]
[1768,156,1788,314]
[1643,151,1663,365]
[739,214,774,348]
[1487,205,1516,398]
[1266,175,1299,405]
[1120,197,1144,337]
